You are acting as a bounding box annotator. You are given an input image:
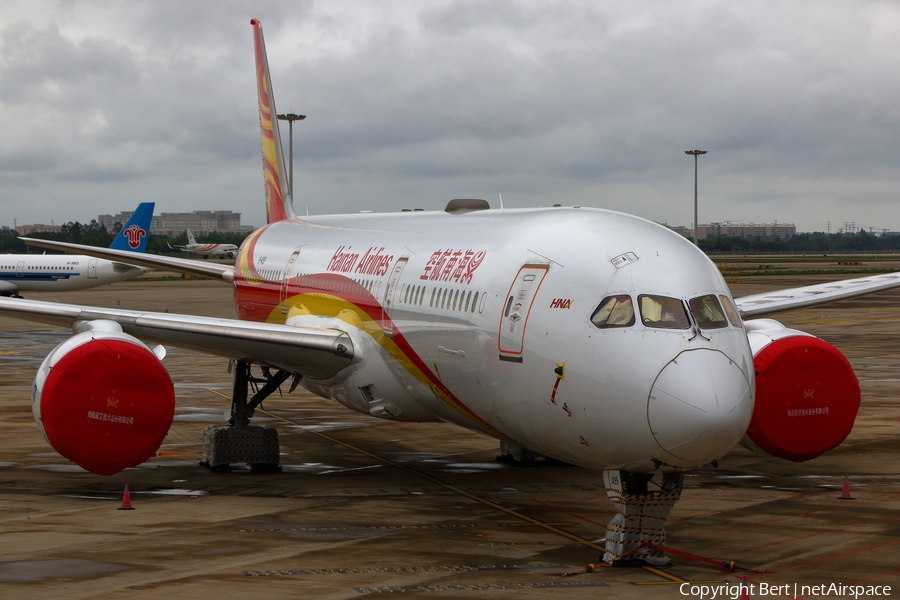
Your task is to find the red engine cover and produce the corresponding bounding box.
[41,339,175,476]
[748,335,859,462]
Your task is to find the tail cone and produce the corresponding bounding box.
[839,474,855,500]
[118,483,135,510]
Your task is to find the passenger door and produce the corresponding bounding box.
[498,263,549,362]
[280,250,302,305]
[382,257,408,338]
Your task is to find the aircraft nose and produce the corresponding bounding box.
[648,349,751,464]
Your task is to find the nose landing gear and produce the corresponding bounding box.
[602,469,684,566]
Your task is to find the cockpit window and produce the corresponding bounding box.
[688,294,729,329]
[638,295,691,329]
[719,294,742,327]
[591,295,635,328]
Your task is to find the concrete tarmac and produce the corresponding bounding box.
[0,270,898,598]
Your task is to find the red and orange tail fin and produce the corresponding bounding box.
[251,19,294,224]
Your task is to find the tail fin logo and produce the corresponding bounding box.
[122,225,147,249]
[251,19,291,224]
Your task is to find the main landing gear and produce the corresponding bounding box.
[602,469,684,566]
[200,359,300,473]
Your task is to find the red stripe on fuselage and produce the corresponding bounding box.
[232,272,502,435]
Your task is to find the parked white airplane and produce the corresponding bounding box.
[168,228,238,259]
[0,202,154,297]
[2,20,898,566]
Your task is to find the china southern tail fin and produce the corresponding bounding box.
[109,202,154,252]
[250,19,294,224]
[186,229,197,246]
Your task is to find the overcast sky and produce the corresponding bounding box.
[1,1,898,233]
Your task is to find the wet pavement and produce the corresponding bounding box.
[0,272,898,598]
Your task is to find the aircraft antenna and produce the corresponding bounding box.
[499,193,504,210]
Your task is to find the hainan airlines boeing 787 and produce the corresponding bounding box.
[2,20,897,566]
[0,202,154,297]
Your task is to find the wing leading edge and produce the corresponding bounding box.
[20,237,233,282]
[734,271,900,318]
[0,297,353,379]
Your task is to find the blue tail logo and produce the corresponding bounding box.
[109,202,154,253]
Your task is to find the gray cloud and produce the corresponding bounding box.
[0,0,899,231]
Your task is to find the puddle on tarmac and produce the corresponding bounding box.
[144,488,208,496]
[437,462,509,474]
[290,422,372,433]
[281,462,382,475]
[172,411,229,423]
[0,559,126,582]
[22,464,88,473]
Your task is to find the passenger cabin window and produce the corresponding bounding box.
[638,295,690,329]
[688,295,729,329]
[719,294,742,327]
[591,295,635,329]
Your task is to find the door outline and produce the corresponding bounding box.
[382,257,408,338]
[87,259,98,279]
[498,263,550,362]
[280,249,302,304]
[15,261,24,278]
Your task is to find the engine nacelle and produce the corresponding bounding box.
[32,320,175,475]
[742,319,860,462]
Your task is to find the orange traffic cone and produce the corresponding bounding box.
[739,577,750,600]
[839,474,855,500]
[118,483,135,510]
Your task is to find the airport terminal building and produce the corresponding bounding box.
[662,222,798,240]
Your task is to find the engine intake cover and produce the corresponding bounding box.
[35,333,175,475]
[748,334,859,462]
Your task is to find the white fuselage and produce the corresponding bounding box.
[0,255,147,295]
[233,206,755,472]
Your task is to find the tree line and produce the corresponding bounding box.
[699,231,900,254]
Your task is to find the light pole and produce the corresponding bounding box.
[277,113,306,198]
[685,149,707,245]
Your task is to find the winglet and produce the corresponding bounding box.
[109,202,154,253]
[251,19,294,224]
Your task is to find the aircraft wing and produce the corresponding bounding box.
[734,271,900,318]
[0,297,353,379]
[20,237,233,282]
